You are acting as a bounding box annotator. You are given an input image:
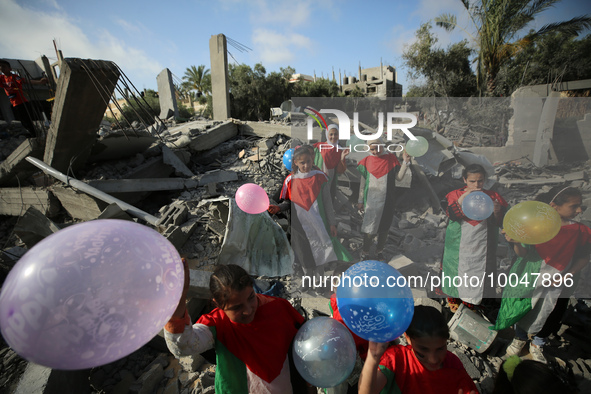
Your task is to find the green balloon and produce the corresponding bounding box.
[405,136,429,157]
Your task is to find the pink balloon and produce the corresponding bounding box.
[0,219,184,370]
[235,183,270,214]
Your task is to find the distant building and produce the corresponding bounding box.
[289,73,315,83]
[341,64,402,97]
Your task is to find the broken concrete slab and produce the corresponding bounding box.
[533,92,560,167]
[89,134,157,163]
[44,58,120,174]
[97,203,134,221]
[0,187,60,217]
[86,171,238,194]
[162,145,194,177]
[188,121,237,152]
[26,157,160,225]
[498,175,566,186]
[238,121,291,138]
[0,138,44,186]
[51,185,105,220]
[87,178,200,193]
[13,207,61,248]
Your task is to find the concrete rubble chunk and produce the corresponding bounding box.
[162,145,194,177]
[0,138,44,186]
[87,178,200,193]
[13,206,61,248]
[129,363,164,394]
[0,187,60,217]
[189,121,237,152]
[238,121,291,138]
[51,185,105,220]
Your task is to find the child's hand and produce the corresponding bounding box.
[493,199,502,215]
[501,229,516,243]
[341,147,350,161]
[357,203,364,212]
[268,205,280,215]
[368,341,389,361]
[402,151,411,163]
[330,225,337,237]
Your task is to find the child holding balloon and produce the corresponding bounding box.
[269,145,352,276]
[164,262,308,393]
[495,186,590,363]
[441,164,508,310]
[357,138,412,261]
[313,124,350,202]
[358,305,478,394]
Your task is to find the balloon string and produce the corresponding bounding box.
[550,186,570,204]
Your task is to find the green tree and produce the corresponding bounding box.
[495,32,591,95]
[403,23,477,97]
[118,89,160,125]
[436,0,591,94]
[182,65,211,97]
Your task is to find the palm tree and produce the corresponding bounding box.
[435,0,591,94]
[182,65,211,97]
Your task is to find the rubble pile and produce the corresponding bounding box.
[1,113,591,393]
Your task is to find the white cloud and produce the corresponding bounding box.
[252,28,313,65]
[114,18,144,34]
[0,0,162,86]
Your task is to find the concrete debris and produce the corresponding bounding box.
[2,77,591,394]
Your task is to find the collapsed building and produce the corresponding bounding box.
[1,35,591,393]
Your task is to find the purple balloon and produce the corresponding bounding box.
[0,219,184,370]
[235,183,270,214]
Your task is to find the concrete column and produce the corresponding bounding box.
[209,34,231,120]
[43,58,120,173]
[532,91,560,167]
[157,68,179,119]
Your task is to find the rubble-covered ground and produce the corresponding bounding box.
[1,117,591,393]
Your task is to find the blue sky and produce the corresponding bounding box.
[1,0,589,96]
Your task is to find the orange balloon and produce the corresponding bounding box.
[503,201,561,245]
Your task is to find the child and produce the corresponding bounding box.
[357,138,412,261]
[441,164,507,310]
[492,356,570,394]
[0,59,49,137]
[269,145,352,275]
[358,305,478,394]
[495,186,590,363]
[313,124,350,201]
[164,262,306,393]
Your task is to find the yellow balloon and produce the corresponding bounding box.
[503,201,562,245]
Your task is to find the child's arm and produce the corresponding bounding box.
[358,175,366,212]
[336,147,350,174]
[395,151,411,181]
[358,341,388,394]
[164,258,215,357]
